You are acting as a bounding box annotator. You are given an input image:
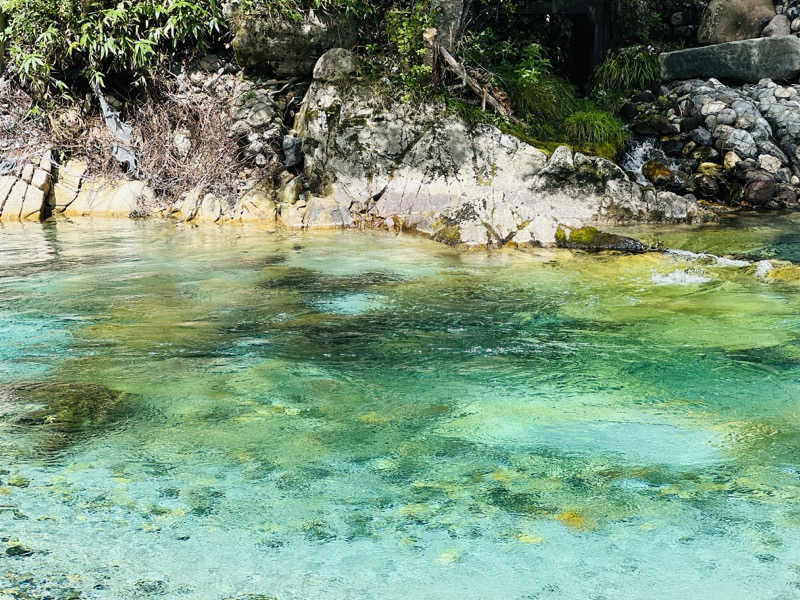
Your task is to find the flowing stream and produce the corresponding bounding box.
[1,216,800,599]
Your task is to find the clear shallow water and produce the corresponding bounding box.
[1,219,799,600]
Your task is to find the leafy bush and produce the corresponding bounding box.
[513,43,551,84]
[563,104,628,159]
[507,72,577,140]
[0,0,225,99]
[236,0,377,23]
[591,45,660,106]
[386,2,434,102]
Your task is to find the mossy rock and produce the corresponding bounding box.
[556,226,647,252]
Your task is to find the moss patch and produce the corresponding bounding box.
[556,226,647,253]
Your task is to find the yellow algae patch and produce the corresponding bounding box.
[516,532,544,544]
[398,503,434,520]
[0,487,10,496]
[489,468,522,484]
[766,265,800,283]
[436,549,460,564]
[358,412,389,425]
[556,511,596,531]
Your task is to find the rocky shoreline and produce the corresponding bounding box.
[0,48,715,252]
[3,1,800,253]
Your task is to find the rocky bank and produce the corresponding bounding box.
[3,0,800,251]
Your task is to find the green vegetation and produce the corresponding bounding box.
[0,0,225,99]
[591,45,660,108]
[0,0,675,162]
[563,105,627,159]
[386,2,434,102]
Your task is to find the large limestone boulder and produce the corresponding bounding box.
[294,80,710,248]
[660,36,800,83]
[228,7,356,77]
[698,0,775,44]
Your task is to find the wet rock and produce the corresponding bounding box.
[555,226,647,252]
[743,169,777,204]
[689,127,713,146]
[236,179,278,228]
[64,179,157,218]
[296,80,712,248]
[303,195,353,229]
[693,173,721,198]
[642,160,674,187]
[775,183,799,206]
[282,134,303,168]
[631,114,675,136]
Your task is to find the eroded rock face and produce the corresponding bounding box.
[293,66,710,248]
[227,7,356,77]
[698,0,775,44]
[0,151,53,222]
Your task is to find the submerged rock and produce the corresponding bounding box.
[5,541,34,557]
[8,382,133,454]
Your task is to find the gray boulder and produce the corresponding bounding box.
[228,8,356,77]
[698,0,775,44]
[660,36,800,83]
[312,48,359,82]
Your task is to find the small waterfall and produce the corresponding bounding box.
[622,138,682,186]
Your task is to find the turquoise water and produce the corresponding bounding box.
[1,218,800,599]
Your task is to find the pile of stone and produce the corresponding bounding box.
[623,77,800,209]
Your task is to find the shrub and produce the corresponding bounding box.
[386,2,434,102]
[563,104,627,159]
[0,0,225,99]
[591,45,660,106]
[507,72,578,140]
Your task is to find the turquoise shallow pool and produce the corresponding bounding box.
[1,218,800,600]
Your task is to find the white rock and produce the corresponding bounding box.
[758,154,782,173]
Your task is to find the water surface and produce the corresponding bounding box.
[1,219,800,599]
